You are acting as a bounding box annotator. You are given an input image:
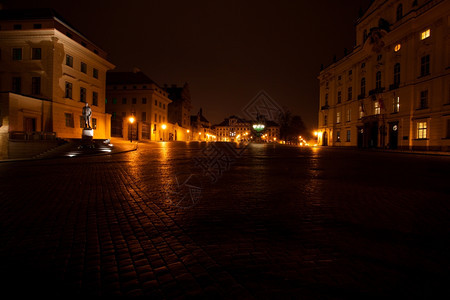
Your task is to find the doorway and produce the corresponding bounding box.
[24,117,36,132]
[389,122,399,149]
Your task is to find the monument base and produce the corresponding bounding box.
[82,128,94,140]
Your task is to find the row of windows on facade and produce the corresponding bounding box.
[65,82,98,106]
[64,113,97,129]
[11,76,41,95]
[325,55,430,105]
[328,27,431,89]
[107,97,166,109]
[4,48,100,79]
[324,91,432,126]
[111,85,167,95]
[111,111,166,123]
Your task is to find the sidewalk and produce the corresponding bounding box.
[0,137,138,163]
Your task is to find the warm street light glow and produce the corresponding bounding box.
[187,129,190,133]
[128,116,135,124]
[161,124,167,130]
[199,132,201,135]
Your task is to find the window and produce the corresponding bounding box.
[396,4,403,21]
[361,62,365,68]
[32,48,41,60]
[142,98,147,104]
[142,112,147,122]
[417,121,427,139]
[65,82,73,98]
[81,62,87,73]
[375,71,382,89]
[336,131,341,142]
[65,113,74,128]
[393,96,400,113]
[348,70,352,76]
[394,63,401,86]
[80,87,86,102]
[361,77,366,97]
[394,43,401,52]
[92,118,97,129]
[12,77,21,93]
[359,103,365,119]
[421,29,430,40]
[337,91,342,103]
[336,112,341,123]
[374,101,381,115]
[92,91,98,106]
[346,130,351,142]
[154,113,157,122]
[66,54,73,67]
[112,98,117,104]
[32,77,41,95]
[324,115,328,126]
[13,24,22,30]
[325,93,329,105]
[347,87,352,101]
[155,100,157,106]
[122,112,126,118]
[377,54,383,61]
[12,48,22,60]
[419,90,428,109]
[132,98,137,104]
[420,55,430,76]
[93,68,98,79]
[122,98,127,104]
[79,116,85,128]
[346,109,351,122]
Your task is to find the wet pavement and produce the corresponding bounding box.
[0,142,449,298]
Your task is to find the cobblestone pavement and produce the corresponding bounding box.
[0,142,449,298]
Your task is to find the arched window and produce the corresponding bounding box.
[396,4,403,21]
[376,71,382,89]
[361,77,366,97]
[394,63,401,86]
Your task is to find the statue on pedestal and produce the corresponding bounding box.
[82,102,92,128]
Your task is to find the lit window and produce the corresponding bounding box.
[394,43,401,52]
[393,97,400,113]
[374,101,380,115]
[336,112,341,124]
[346,109,351,122]
[421,29,430,40]
[359,103,364,119]
[417,122,427,139]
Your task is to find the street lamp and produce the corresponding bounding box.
[161,124,167,141]
[128,116,135,142]
[187,129,190,141]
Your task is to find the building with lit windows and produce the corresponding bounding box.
[0,8,115,158]
[105,70,173,141]
[213,115,280,142]
[318,0,450,151]
[190,108,216,141]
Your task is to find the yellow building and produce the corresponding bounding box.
[0,8,114,148]
[318,0,450,151]
[106,70,173,141]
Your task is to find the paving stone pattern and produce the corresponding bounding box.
[0,143,449,298]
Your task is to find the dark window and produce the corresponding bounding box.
[65,113,74,127]
[142,98,147,104]
[346,130,351,142]
[132,98,137,104]
[394,63,401,86]
[325,93,328,105]
[361,62,365,68]
[420,55,430,76]
[163,103,165,109]
[33,24,42,29]
[92,92,98,106]
[155,100,157,106]
[122,98,127,104]
[420,90,428,109]
[142,112,147,122]
[396,4,403,21]
[376,71,382,89]
[32,48,41,60]
[13,24,22,30]
[112,98,117,104]
[32,77,41,95]
[347,87,352,101]
[337,91,342,104]
[12,48,22,60]
[65,82,73,98]
[324,115,328,126]
[93,68,98,79]
[80,87,87,102]
[66,54,73,67]
[348,70,352,76]
[12,77,21,93]
[361,77,366,96]
[81,62,87,73]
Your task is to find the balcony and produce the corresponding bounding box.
[368,87,385,96]
[357,94,366,100]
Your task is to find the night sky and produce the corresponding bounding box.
[1,0,371,130]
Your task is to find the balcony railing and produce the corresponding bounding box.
[368,87,385,96]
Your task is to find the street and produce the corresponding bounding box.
[0,142,449,298]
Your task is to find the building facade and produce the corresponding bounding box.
[318,0,450,151]
[164,83,192,130]
[0,9,114,142]
[213,115,280,142]
[190,108,216,141]
[106,70,173,141]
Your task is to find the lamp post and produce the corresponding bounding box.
[161,124,167,141]
[187,129,190,141]
[128,116,135,142]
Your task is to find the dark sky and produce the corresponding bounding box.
[1,0,371,129]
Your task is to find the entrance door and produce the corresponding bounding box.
[322,132,328,146]
[24,117,36,132]
[389,122,399,149]
[357,127,364,148]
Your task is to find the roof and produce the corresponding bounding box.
[106,71,156,85]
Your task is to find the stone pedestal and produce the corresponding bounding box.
[82,128,94,140]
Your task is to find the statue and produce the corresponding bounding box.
[82,102,92,128]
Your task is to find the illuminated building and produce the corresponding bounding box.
[318,0,450,151]
[105,69,174,141]
[0,8,115,158]
[190,108,215,141]
[213,115,280,142]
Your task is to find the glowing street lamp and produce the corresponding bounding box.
[161,124,167,141]
[128,116,135,142]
